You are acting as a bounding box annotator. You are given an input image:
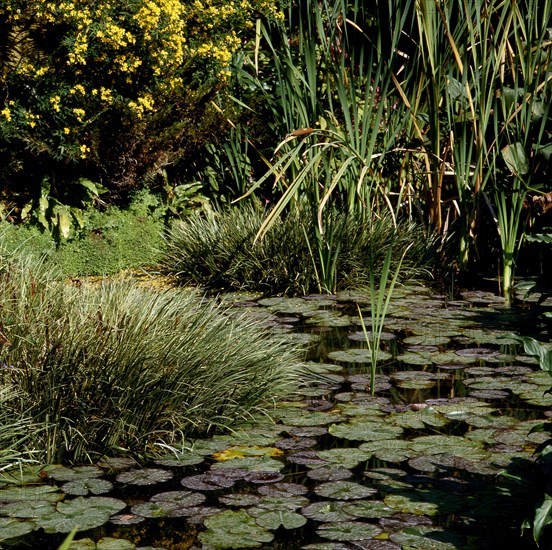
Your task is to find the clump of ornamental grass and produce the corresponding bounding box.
[0,250,306,464]
[163,203,437,294]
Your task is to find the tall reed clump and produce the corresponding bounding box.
[0,249,306,464]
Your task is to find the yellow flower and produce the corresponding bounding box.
[79,144,90,158]
[64,127,71,134]
[50,96,61,112]
[73,108,86,122]
[1,107,11,121]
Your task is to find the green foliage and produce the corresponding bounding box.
[1,189,165,276]
[0,250,305,464]
[163,203,436,295]
[0,0,282,199]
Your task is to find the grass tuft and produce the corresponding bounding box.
[0,247,306,464]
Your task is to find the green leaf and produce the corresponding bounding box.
[502,142,529,176]
[199,509,273,548]
[533,493,552,542]
[247,508,306,530]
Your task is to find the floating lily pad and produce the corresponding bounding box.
[307,467,352,481]
[181,473,239,491]
[328,349,392,363]
[37,497,126,533]
[359,439,413,463]
[0,517,35,540]
[389,525,467,549]
[409,435,488,460]
[68,537,135,549]
[403,335,450,346]
[43,465,103,482]
[257,482,308,497]
[243,471,285,484]
[0,499,55,520]
[342,500,396,519]
[317,448,371,469]
[213,445,283,461]
[62,478,113,496]
[315,481,377,500]
[198,509,273,548]
[387,409,449,430]
[219,494,262,507]
[301,501,353,522]
[0,485,62,503]
[247,507,307,530]
[349,331,397,342]
[210,456,283,473]
[275,437,317,451]
[329,421,404,442]
[316,520,382,541]
[287,451,329,466]
[116,469,173,486]
[383,493,439,516]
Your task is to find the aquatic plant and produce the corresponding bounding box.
[0,250,305,464]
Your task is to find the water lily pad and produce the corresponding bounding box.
[181,473,239,491]
[403,335,450,346]
[0,485,62,503]
[301,501,354,522]
[198,509,273,548]
[317,448,371,469]
[43,465,103,482]
[210,456,283,473]
[389,525,467,549]
[275,437,317,451]
[307,467,352,481]
[328,349,392,363]
[110,514,144,525]
[116,469,173,486]
[219,494,262,507]
[37,497,126,533]
[62,478,113,496]
[257,482,308,497]
[317,520,382,541]
[409,435,488,460]
[342,500,396,519]
[349,331,397,342]
[315,481,377,500]
[329,421,404,442]
[247,507,307,529]
[287,451,329,466]
[243,471,285,484]
[0,517,35,540]
[0,499,55,519]
[383,493,439,516]
[154,452,204,467]
[359,439,413,463]
[68,538,135,549]
[387,409,449,430]
[213,445,283,461]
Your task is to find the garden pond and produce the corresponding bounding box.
[1,282,551,549]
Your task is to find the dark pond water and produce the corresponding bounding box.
[1,283,551,549]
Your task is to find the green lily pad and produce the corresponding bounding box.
[219,494,262,507]
[0,485,62,503]
[43,465,103,482]
[388,409,449,430]
[403,335,451,346]
[301,501,352,522]
[62,478,113,496]
[389,525,468,549]
[316,520,382,541]
[210,456,283,473]
[316,448,371,469]
[247,507,307,530]
[307,466,352,481]
[68,538,136,549]
[116,469,173,486]
[329,421,404,442]
[359,439,413,463]
[37,497,126,533]
[384,493,439,515]
[328,349,392,363]
[410,435,489,460]
[342,500,396,519]
[198,509,273,548]
[0,517,35,541]
[314,481,377,500]
[0,499,56,519]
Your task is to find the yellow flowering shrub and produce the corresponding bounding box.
[0,0,282,196]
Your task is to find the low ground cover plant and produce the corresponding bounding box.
[163,203,438,294]
[0,247,305,464]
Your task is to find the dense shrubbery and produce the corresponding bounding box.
[0,247,305,463]
[0,0,282,204]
